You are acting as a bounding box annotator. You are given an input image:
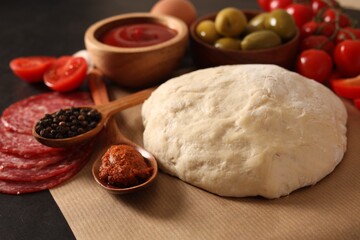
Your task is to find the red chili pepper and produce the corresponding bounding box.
[331,75,360,99]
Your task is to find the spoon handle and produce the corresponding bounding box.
[96,87,155,119]
[87,69,141,145]
[88,69,110,104]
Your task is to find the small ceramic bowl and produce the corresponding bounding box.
[85,13,188,88]
[189,10,300,69]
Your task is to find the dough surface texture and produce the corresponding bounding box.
[141,64,347,198]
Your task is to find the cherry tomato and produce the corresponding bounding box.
[311,0,340,15]
[257,0,271,11]
[269,0,293,11]
[44,56,87,92]
[301,21,317,39]
[335,28,360,44]
[296,49,333,83]
[9,56,56,83]
[333,40,360,77]
[300,35,335,55]
[322,8,351,28]
[331,75,360,99]
[315,22,336,38]
[286,4,313,29]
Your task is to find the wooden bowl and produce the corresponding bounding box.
[85,13,188,88]
[189,10,300,70]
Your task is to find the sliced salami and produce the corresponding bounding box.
[0,91,95,194]
[0,122,64,158]
[0,151,64,169]
[0,143,90,181]
[1,91,94,134]
[0,152,89,195]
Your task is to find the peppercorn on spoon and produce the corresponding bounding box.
[88,71,158,194]
[32,69,155,148]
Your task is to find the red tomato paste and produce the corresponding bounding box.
[99,23,177,47]
[99,144,153,187]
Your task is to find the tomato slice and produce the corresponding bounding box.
[9,56,56,83]
[44,56,87,92]
[331,75,360,99]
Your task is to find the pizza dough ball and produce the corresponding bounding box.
[141,64,347,199]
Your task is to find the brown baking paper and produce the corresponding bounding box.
[50,87,360,240]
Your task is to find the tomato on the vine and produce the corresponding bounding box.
[44,56,87,92]
[333,40,360,77]
[9,56,56,83]
[269,0,293,11]
[311,0,340,15]
[318,22,336,38]
[257,0,271,11]
[300,35,335,55]
[301,21,336,39]
[322,8,351,28]
[335,28,360,44]
[257,0,293,11]
[301,21,317,39]
[285,4,313,29]
[296,49,333,83]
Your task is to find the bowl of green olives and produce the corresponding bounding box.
[190,8,300,69]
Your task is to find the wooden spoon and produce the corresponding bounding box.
[32,69,155,148]
[88,70,158,194]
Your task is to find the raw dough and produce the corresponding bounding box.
[141,64,347,199]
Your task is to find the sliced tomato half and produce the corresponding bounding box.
[331,75,360,99]
[9,56,56,83]
[44,56,87,92]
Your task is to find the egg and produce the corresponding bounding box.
[150,0,197,27]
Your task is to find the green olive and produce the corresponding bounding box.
[243,24,258,36]
[248,13,269,31]
[264,9,297,41]
[241,30,282,50]
[196,20,220,44]
[214,37,241,50]
[215,7,247,37]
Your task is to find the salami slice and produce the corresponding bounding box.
[0,151,64,169]
[1,91,94,134]
[0,143,90,181]
[0,91,95,194]
[0,152,89,195]
[0,122,64,158]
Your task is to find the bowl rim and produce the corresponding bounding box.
[85,12,188,53]
[189,10,299,54]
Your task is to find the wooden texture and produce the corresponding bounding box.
[87,72,158,194]
[85,13,188,88]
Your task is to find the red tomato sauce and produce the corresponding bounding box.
[99,23,177,48]
[98,144,153,187]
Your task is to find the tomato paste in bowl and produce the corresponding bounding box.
[99,23,177,48]
[84,13,188,88]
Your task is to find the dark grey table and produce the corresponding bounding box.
[0,1,359,239]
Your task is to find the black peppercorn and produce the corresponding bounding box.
[35,107,102,139]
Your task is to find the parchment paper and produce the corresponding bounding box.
[50,86,360,240]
